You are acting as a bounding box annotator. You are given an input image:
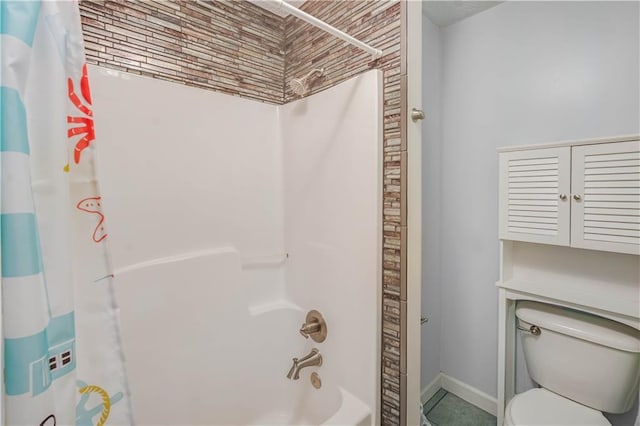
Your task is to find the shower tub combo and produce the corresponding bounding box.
[90,65,382,425]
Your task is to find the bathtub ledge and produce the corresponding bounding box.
[248,299,303,316]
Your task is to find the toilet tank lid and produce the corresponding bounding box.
[516,301,640,353]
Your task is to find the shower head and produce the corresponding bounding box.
[289,68,325,96]
[290,77,307,96]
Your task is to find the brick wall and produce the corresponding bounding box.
[80,1,406,424]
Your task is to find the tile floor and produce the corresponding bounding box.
[423,389,497,426]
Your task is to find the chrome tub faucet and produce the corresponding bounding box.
[286,348,322,380]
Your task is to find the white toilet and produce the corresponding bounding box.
[504,301,640,426]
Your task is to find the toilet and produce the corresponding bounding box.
[504,301,640,426]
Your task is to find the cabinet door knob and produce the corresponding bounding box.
[573,194,582,202]
[559,194,567,201]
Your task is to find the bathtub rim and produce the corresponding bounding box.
[322,387,372,426]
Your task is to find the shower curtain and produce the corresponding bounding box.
[1,1,131,424]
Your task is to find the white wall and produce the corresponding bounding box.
[281,70,382,413]
[91,64,288,309]
[89,66,289,424]
[420,12,443,392]
[423,0,640,416]
[90,65,284,271]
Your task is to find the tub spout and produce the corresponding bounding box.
[286,348,322,380]
[286,358,299,379]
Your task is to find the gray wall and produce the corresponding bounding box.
[422,2,640,420]
[420,11,443,391]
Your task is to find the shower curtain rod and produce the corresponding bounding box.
[272,0,384,59]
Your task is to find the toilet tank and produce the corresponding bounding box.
[516,301,640,414]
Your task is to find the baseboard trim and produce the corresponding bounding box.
[421,373,497,416]
[421,373,443,405]
[440,374,498,417]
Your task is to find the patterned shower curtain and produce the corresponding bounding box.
[1,1,131,424]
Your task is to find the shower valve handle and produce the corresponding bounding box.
[298,310,327,343]
[299,321,321,338]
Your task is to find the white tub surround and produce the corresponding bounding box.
[113,248,369,425]
[90,66,382,425]
[281,70,382,412]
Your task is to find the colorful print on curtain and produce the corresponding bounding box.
[0,1,131,424]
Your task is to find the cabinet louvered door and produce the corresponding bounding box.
[499,147,571,245]
[571,140,640,255]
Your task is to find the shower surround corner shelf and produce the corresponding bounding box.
[495,134,640,426]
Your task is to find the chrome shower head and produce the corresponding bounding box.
[289,68,325,97]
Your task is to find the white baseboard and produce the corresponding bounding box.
[421,373,443,405]
[441,374,498,416]
[420,373,498,417]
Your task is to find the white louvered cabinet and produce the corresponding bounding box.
[499,137,640,255]
[499,146,571,246]
[570,140,640,255]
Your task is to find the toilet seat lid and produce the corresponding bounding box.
[507,389,610,425]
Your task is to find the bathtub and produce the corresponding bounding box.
[112,248,373,425]
[248,387,370,426]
